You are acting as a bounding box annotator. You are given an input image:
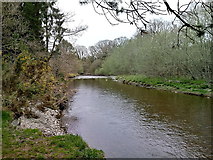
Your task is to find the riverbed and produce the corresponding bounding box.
[62,76,212,158]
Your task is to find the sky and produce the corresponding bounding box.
[57,0,137,48]
[56,0,190,48]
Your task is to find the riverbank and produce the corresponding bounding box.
[116,75,212,98]
[2,110,104,158]
[2,54,104,159]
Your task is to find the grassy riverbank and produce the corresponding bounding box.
[116,75,212,97]
[2,110,104,159]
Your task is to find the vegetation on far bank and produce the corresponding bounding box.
[116,75,212,97]
[92,6,212,84]
[2,111,104,159]
[92,7,212,99]
[95,27,212,81]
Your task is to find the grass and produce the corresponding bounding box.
[116,75,212,97]
[1,110,104,159]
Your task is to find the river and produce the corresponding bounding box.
[62,76,212,158]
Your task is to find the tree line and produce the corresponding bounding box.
[76,0,212,80]
[95,18,212,81]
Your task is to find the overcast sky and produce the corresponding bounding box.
[57,0,189,48]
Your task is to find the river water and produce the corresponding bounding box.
[62,77,212,158]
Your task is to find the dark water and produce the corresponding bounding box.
[62,78,212,158]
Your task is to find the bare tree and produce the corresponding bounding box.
[146,19,173,34]
[75,45,89,59]
[89,39,118,60]
[113,36,128,46]
[79,0,213,37]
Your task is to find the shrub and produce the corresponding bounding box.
[2,51,66,118]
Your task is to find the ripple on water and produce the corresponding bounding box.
[63,79,212,158]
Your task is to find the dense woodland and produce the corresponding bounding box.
[96,20,212,81]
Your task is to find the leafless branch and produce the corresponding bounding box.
[79,0,213,38]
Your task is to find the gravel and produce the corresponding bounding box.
[12,106,66,136]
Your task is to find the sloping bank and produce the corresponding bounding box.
[116,75,212,98]
[2,52,104,158]
[2,103,104,158]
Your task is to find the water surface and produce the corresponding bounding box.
[62,78,212,158]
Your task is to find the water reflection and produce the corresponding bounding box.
[62,79,212,158]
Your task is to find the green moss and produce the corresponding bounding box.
[2,111,104,159]
[2,110,12,123]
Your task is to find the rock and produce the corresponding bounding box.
[11,119,21,127]
[15,106,66,136]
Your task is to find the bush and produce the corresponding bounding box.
[2,51,66,118]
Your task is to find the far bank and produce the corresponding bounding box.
[116,75,212,98]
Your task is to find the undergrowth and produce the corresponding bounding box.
[2,110,104,158]
[2,51,69,118]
